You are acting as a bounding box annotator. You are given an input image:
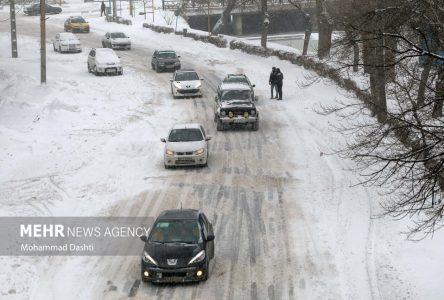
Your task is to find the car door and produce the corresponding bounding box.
[200,213,214,259]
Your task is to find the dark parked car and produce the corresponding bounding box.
[24,3,62,16]
[151,50,181,73]
[214,82,259,131]
[140,209,215,283]
[222,74,257,101]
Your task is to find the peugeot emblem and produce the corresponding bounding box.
[167,259,178,266]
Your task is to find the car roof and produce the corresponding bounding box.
[176,69,196,73]
[219,82,251,91]
[157,209,200,220]
[96,48,115,53]
[171,123,202,130]
[158,50,176,53]
[225,74,247,78]
[69,15,84,19]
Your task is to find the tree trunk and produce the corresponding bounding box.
[417,57,433,106]
[433,66,444,118]
[316,0,333,59]
[260,0,268,48]
[211,0,237,35]
[302,12,312,55]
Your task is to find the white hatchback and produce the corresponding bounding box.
[52,32,81,53]
[87,48,123,76]
[161,123,211,168]
[170,69,203,98]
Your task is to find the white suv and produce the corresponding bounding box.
[87,48,123,76]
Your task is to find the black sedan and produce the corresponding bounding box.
[140,209,215,283]
[24,4,62,16]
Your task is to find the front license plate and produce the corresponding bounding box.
[106,68,116,73]
[234,118,245,123]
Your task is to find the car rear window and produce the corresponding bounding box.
[168,128,203,142]
[224,76,248,84]
[175,72,199,81]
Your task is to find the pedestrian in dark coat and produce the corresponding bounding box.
[276,68,283,100]
[269,67,278,99]
[101,1,106,16]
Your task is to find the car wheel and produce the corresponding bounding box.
[164,163,170,169]
[151,63,154,70]
[87,63,91,73]
[118,70,123,75]
[93,66,99,76]
[216,119,224,131]
[58,46,62,53]
[53,44,57,52]
[102,41,106,48]
[155,64,161,73]
[252,121,259,131]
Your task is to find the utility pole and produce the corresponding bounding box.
[129,0,132,17]
[113,0,117,17]
[10,0,18,58]
[152,0,154,23]
[40,0,46,83]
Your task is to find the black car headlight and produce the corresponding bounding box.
[143,251,158,265]
[221,111,226,117]
[188,250,205,264]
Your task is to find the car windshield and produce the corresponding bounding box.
[71,17,85,23]
[224,76,248,84]
[168,128,203,142]
[175,72,199,81]
[150,219,202,244]
[221,90,251,101]
[158,51,176,58]
[111,32,127,38]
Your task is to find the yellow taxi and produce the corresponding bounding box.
[64,16,90,33]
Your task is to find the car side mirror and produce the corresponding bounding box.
[140,235,147,242]
[205,136,212,141]
[170,79,173,82]
[252,84,256,87]
[152,56,156,59]
[214,96,218,102]
[177,55,181,58]
[200,78,204,81]
[206,234,215,242]
[160,138,166,143]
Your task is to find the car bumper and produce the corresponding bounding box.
[96,66,123,74]
[164,153,207,167]
[158,64,180,70]
[70,27,89,33]
[142,264,207,283]
[60,46,81,52]
[172,87,202,97]
[219,116,258,124]
[111,44,131,49]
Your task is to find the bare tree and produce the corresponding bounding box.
[288,0,313,55]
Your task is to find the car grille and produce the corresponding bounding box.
[69,45,76,50]
[178,89,199,94]
[222,108,252,116]
[175,159,195,164]
[176,151,193,155]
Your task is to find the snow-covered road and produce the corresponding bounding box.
[1,3,443,299]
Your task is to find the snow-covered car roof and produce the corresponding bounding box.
[171,123,202,130]
[219,82,251,91]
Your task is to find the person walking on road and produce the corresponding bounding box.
[276,68,284,100]
[101,1,106,17]
[269,67,278,99]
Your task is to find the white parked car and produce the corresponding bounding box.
[101,32,131,50]
[87,48,123,76]
[161,123,211,168]
[170,69,203,98]
[52,32,81,53]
